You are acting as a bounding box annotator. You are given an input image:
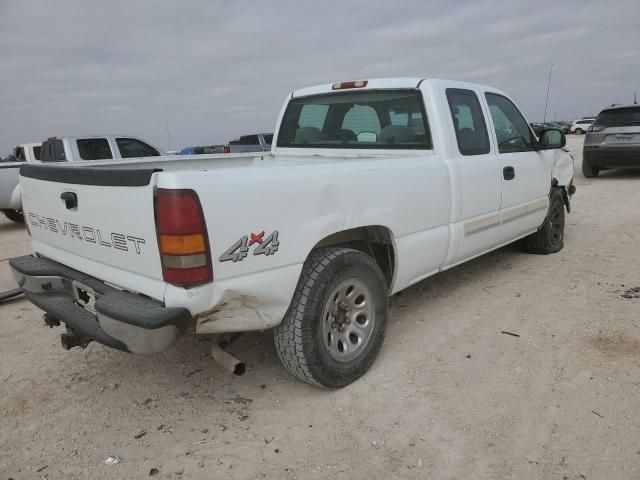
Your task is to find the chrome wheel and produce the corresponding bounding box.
[321,278,375,362]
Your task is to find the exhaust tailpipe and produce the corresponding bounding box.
[211,341,246,376]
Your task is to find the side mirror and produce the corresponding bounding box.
[538,129,566,149]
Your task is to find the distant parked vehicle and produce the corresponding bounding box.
[1,143,42,163]
[179,145,227,155]
[570,118,595,134]
[227,133,273,153]
[0,135,161,224]
[582,105,640,178]
[543,122,570,134]
[40,135,161,162]
[530,123,544,135]
[0,143,43,223]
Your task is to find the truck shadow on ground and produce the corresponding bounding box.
[72,240,528,394]
[596,169,640,180]
[0,221,25,233]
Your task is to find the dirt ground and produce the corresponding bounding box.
[1,136,639,480]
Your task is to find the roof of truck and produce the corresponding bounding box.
[290,77,501,98]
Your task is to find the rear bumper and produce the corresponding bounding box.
[9,255,192,353]
[583,146,640,167]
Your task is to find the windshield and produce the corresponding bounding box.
[594,107,640,127]
[277,89,431,149]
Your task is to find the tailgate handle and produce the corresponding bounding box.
[60,191,78,210]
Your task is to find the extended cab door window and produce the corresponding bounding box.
[77,138,113,160]
[446,89,490,155]
[116,138,161,158]
[485,93,535,153]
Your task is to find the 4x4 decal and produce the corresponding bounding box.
[219,230,279,263]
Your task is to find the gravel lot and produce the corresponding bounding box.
[1,136,639,479]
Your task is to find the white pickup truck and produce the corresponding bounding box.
[0,135,161,224]
[0,143,42,223]
[11,78,574,387]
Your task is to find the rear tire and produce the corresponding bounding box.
[274,247,388,388]
[582,159,599,178]
[524,189,565,255]
[2,209,24,224]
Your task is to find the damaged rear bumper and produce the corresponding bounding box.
[9,255,192,353]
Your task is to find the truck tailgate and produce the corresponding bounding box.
[19,164,166,300]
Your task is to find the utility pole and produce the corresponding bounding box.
[543,63,554,123]
[166,119,171,152]
[634,92,638,105]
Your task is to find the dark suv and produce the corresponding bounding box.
[582,105,640,178]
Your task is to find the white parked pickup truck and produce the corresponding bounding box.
[0,143,42,223]
[11,78,575,387]
[0,135,161,224]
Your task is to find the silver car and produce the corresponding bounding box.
[582,105,640,178]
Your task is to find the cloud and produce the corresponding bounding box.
[1,0,638,153]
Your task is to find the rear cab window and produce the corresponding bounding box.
[277,89,431,149]
[77,138,113,160]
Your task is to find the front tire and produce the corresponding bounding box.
[575,128,584,135]
[582,159,599,178]
[2,209,24,224]
[274,247,388,388]
[524,189,565,255]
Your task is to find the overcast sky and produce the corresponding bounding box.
[1,0,638,154]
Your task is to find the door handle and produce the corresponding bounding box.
[503,166,515,180]
[60,191,78,209]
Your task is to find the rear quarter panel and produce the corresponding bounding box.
[159,152,452,321]
[0,164,21,209]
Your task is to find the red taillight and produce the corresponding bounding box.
[223,146,231,153]
[332,80,368,90]
[154,189,212,286]
[588,125,605,132]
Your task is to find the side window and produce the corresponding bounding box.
[446,88,490,155]
[42,140,66,162]
[485,93,534,153]
[77,138,113,160]
[116,138,160,158]
[342,105,381,136]
[32,146,41,160]
[15,147,26,161]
